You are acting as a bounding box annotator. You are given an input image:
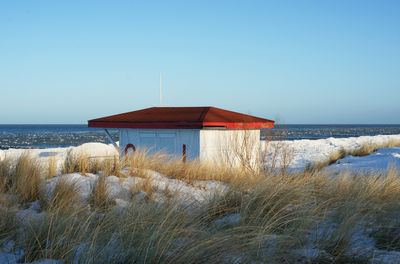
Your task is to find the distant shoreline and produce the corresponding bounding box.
[1,124,400,149]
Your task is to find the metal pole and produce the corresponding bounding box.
[104,129,119,150]
[160,72,162,106]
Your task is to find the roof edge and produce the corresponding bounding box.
[88,121,204,129]
[88,120,275,129]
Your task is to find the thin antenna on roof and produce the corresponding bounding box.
[153,73,168,107]
[159,72,162,106]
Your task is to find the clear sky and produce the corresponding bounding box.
[1,0,399,124]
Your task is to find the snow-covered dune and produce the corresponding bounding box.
[0,142,118,161]
[0,135,400,263]
[329,147,400,171]
[265,134,400,170]
[0,142,119,173]
[1,134,400,172]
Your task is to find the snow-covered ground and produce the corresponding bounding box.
[329,146,400,172]
[0,142,119,173]
[43,170,227,207]
[0,142,228,207]
[0,135,398,209]
[1,135,400,263]
[2,134,400,172]
[264,134,400,171]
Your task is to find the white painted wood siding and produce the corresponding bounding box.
[120,129,200,160]
[199,129,261,167]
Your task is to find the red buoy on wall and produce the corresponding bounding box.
[124,144,136,155]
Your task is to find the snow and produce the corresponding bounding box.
[0,239,59,264]
[1,135,400,262]
[68,142,119,158]
[43,170,227,207]
[45,173,98,201]
[373,250,400,263]
[264,134,400,170]
[329,147,400,172]
[213,213,241,226]
[0,240,23,263]
[15,201,46,227]
[0,143,119,175]
[1,136,399,207]
[2,134,399,172]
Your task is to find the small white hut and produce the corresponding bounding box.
[88,107,274,165]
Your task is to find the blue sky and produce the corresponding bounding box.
[1,0,399,124]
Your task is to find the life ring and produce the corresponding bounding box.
[124,144,136,155]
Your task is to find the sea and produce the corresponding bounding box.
[0,124,400,150]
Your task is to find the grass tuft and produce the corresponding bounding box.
[41,177,80,213]
[0,158,12,193]
[11,153,41,203]
[102,156,126,177]
[88,176,115,210]
[62,152,81,174]
[46,156,57,179]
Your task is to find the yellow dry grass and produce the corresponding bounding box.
[11,153,41,203]
[0,158,11,193]
[0,135,399,262]
[46,156,57,179]
[88,175,115,210]
[2,157,400,262]
[40,177,80,213]
[102,155,127,177]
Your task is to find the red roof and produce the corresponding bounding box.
[88,107,274,129]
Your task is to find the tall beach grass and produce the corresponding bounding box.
[0,137,399,262]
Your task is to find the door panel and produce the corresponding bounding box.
[139,133,156,151]
[157,133,176,154]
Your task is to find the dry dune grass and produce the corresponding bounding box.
[62,152,82,175]
[0,158,11,193]
[21,207,98,262]
[11,153,41,203]
[0,193,18,244]
[102,155,127,177]
[88,175,115,210]
[0,159,399,262]
[350,139,400,157]
[62,152,104,175]
[46,156,57,179]
[69,168,400,262]
[0,138,400,262]
[125,148,248,184]
[40,177,80,213]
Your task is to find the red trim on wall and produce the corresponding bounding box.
[182,144,186,163]
[202,122,275,129]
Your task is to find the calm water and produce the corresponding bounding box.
[266,124,400,140]
[0,124,399,149]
